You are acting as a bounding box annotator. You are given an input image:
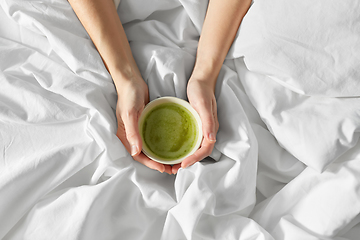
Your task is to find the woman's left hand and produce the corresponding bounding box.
[171,77,219,174]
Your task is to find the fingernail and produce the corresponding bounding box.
[208,133,216,142]
[131,145,138,156]
[158,167,164,173]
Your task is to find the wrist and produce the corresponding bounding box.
[190,57,221,90]
[111,64,143,93]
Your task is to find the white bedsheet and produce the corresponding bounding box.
[1,0,360,239]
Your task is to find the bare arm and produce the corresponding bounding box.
[68,0,138,82]
[194,0,251,88]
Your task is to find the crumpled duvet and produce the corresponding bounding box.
[0,0,360,239]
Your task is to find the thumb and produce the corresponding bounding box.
[195,101,217,143]
[123,111,143,156]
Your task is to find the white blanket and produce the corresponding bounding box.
[0,0,360,239]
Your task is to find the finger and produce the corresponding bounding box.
[122,109,143,157]
[181,138,215,169]
[164,165,173,175]
[116,118,132,152]
[133,153,172,174]
[171,163,182,174]
[195,100,217,143]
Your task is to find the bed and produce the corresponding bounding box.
[1,0,360,239]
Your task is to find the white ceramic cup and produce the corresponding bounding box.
[138,96,203,165]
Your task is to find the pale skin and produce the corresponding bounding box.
[68,0,251,174]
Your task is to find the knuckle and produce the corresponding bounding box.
[204,148,212,157]
[202,143,214,156]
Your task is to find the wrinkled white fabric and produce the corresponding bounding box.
[232,0,360,97]
[236,59,360,172]
[234,0,360,172]
[1,0,360,239]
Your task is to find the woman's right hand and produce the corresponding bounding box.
[114,73,172,174]
[68,0,175,174]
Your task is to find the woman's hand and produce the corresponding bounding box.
[171,77,219,174]
[169,0,251,174]
[115,73,172,174]
[67,0,174,174]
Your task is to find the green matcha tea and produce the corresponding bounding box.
[141,103,198,160]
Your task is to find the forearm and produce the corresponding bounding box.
[68,0,141,90]
[192,0,251,89]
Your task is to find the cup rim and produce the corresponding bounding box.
[138,96,203,165]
